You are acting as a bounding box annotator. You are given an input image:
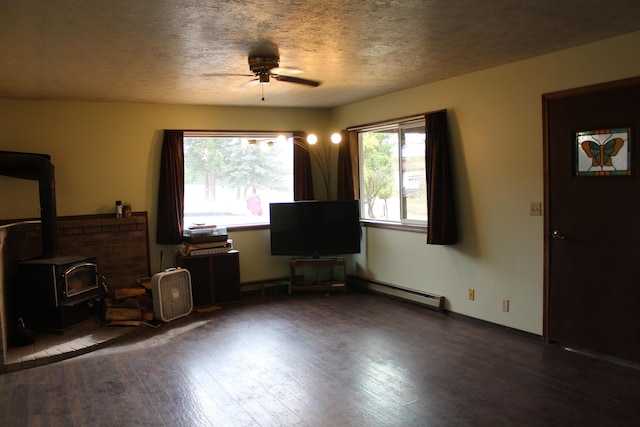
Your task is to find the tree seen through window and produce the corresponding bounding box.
[183,134,293,227]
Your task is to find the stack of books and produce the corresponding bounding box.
[183,224,227,243]
[179,225,233,255]
[178,239,233,256]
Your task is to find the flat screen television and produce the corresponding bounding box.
[269,200,361,258]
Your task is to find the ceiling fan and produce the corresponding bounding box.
[206,53,321,88]
[247,55,321,87]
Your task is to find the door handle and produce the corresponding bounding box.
[552,230,566,240]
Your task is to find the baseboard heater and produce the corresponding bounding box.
[353,277,445,312]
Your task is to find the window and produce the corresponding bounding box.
[183,132,294,228]
[357,117,427,224]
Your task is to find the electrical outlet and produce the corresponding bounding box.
[502,298,509,312]
[468,288,475,301]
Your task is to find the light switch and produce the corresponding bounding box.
[529,202,542,216]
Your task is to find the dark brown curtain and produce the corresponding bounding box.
[293,132,314,200]
[337,130,360,200]
[425,110,458,244]
[156,130,184,244]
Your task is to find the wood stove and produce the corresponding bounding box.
[17,255,103,331]
[1,151,105,332]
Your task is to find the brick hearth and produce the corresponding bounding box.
[0,212,151,370]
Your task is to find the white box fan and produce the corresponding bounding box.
[151,268,193,322]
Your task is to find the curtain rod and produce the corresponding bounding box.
[345,109,446,132]
[178,130,304,138]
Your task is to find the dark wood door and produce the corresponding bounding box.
[544,77,640,363]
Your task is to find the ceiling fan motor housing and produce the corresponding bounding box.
[249,56,279,80]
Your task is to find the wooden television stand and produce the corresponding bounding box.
[288,257,347,294]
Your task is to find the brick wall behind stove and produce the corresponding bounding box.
[3,212,150,289]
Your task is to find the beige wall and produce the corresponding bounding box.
[0,102,331,282]
[2,31,640,334]
[332,31,640,334]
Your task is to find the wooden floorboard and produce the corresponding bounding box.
[1,291,639,426]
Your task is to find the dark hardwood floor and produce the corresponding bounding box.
[1,291,639,426]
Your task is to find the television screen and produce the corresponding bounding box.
[269,200,361,258]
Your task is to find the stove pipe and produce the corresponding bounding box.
[0,151,59,259]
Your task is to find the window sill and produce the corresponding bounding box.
[226,223,270,232]
[361,220,427,234]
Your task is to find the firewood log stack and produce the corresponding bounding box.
[103,277,154,325]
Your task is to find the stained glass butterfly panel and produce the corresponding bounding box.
[575,127,631,176]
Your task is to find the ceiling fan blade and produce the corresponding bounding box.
[271,74,321,87]
[270,66,303,75]
[202,73,254,77]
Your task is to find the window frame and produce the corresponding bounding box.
[182,130,297,231]
[354,115,428,230]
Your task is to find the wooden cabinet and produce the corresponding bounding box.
[288,258,347,293]
[176,250,240,307]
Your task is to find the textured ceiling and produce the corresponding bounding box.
[1,0,640,108]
